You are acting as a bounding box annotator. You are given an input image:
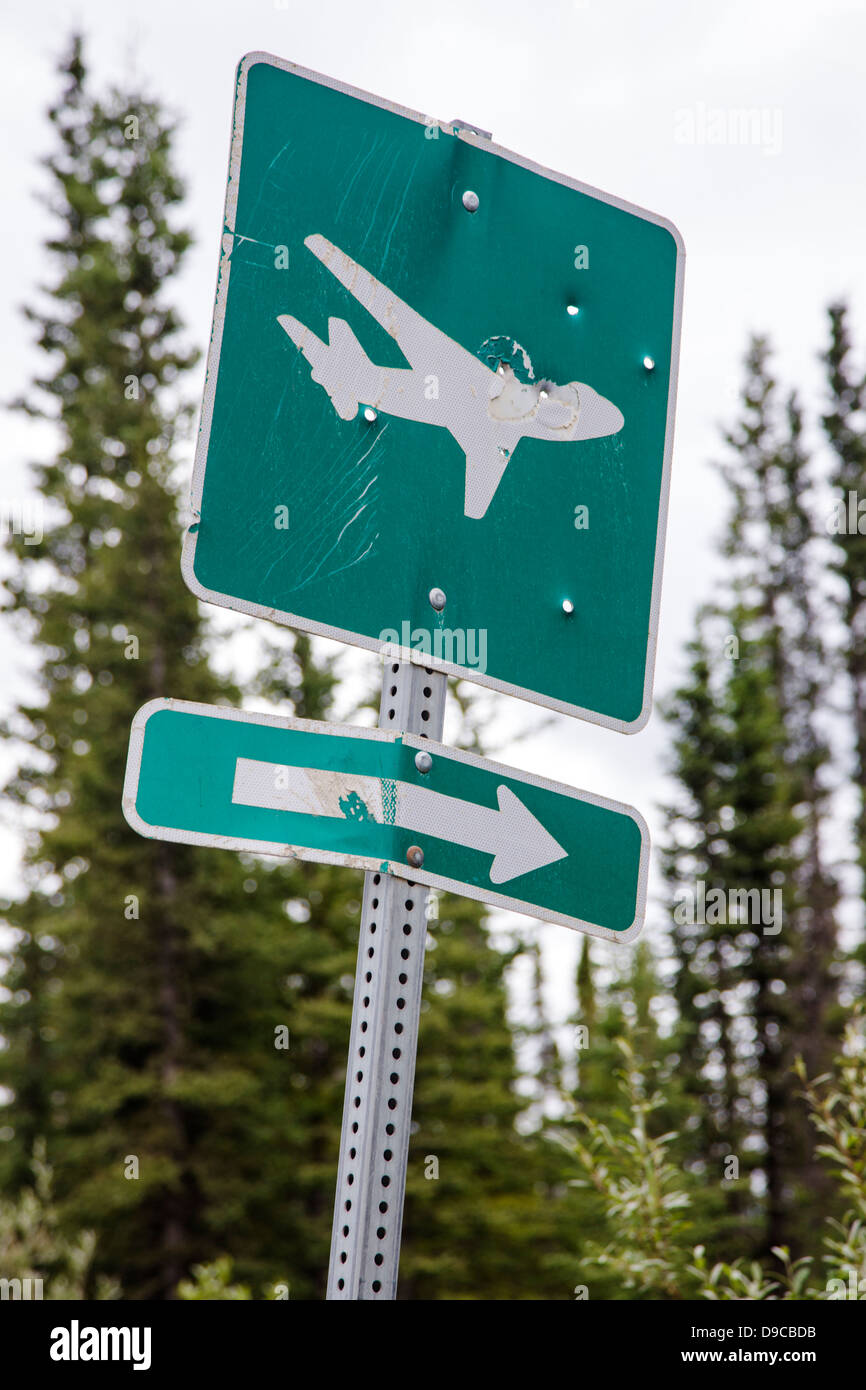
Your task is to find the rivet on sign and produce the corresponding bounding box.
[462,190,480,213]
[428,587,447,611]
[642,356,655,371]
[562,599,575,615]
[566,304,579,317]
[407,845,424,868]
[414,751,433,775]
[364,407,378,421]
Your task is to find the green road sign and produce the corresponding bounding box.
[123,699,648,942]
[182,53,684,732]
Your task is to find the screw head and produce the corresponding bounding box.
[428,587,447,612]
[562,599,575,615]
[642,355,655,371]
[407,845,424,868]
[415,751,433,775]
[462,190,480,213]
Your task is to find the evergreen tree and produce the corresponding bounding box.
[0,35,328,1298]
[0,38,563,1300]
[662,338,841,1258]
[548,936,691,1299]
[572,938,628,1114]
[720,341,840,1097]
[822,304,866,885]
[662,617,764,1254]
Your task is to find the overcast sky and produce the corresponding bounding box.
[2,0,865,1023]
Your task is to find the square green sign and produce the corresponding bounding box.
[183,54,684,730]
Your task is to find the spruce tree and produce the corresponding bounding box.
[662,338,841,1258]
[0,35,320,1297]
[822,304,866,884]
[662,617,759,1252]
[1,37,563,1300]
[549,936,692,1299]
[720,341,840,1092]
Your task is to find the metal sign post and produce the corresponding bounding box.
[327,658,445,1298]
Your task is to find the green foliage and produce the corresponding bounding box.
[0,1140,119,1299]
[176,1257,251,1301]
[687,1246,809,1302]
[553,1037,692,1299]
[176,1254,294,1300]
[556,1016,866,1300]
[797,1012,866,1297]
[543,939,690,1301]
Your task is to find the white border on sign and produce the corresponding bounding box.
[180,52,686,734]
[122,698,649,944]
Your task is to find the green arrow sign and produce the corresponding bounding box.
[181,53,684,732]
[123,700,648,941]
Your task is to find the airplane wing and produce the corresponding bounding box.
[303,234,489,379]
[448,427,514,520]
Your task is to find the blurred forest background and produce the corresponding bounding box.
[1,39,865,1300]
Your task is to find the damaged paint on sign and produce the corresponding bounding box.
[276,233,624,520]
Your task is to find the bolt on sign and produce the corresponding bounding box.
[124,700,648,944]
[182,53,684,732]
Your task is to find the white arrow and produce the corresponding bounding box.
[231,758,568,885]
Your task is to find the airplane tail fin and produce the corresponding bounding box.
[277,314,374,421]
[324,317,365,364]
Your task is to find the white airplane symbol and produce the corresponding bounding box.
[278,233,625,519]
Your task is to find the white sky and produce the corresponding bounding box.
[2,0,865,1029]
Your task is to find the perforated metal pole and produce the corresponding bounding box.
[326,658,447,1299]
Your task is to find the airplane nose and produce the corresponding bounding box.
[574,384,625,439]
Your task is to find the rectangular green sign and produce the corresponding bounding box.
[123,700,648,941]
[182,54,684,732]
